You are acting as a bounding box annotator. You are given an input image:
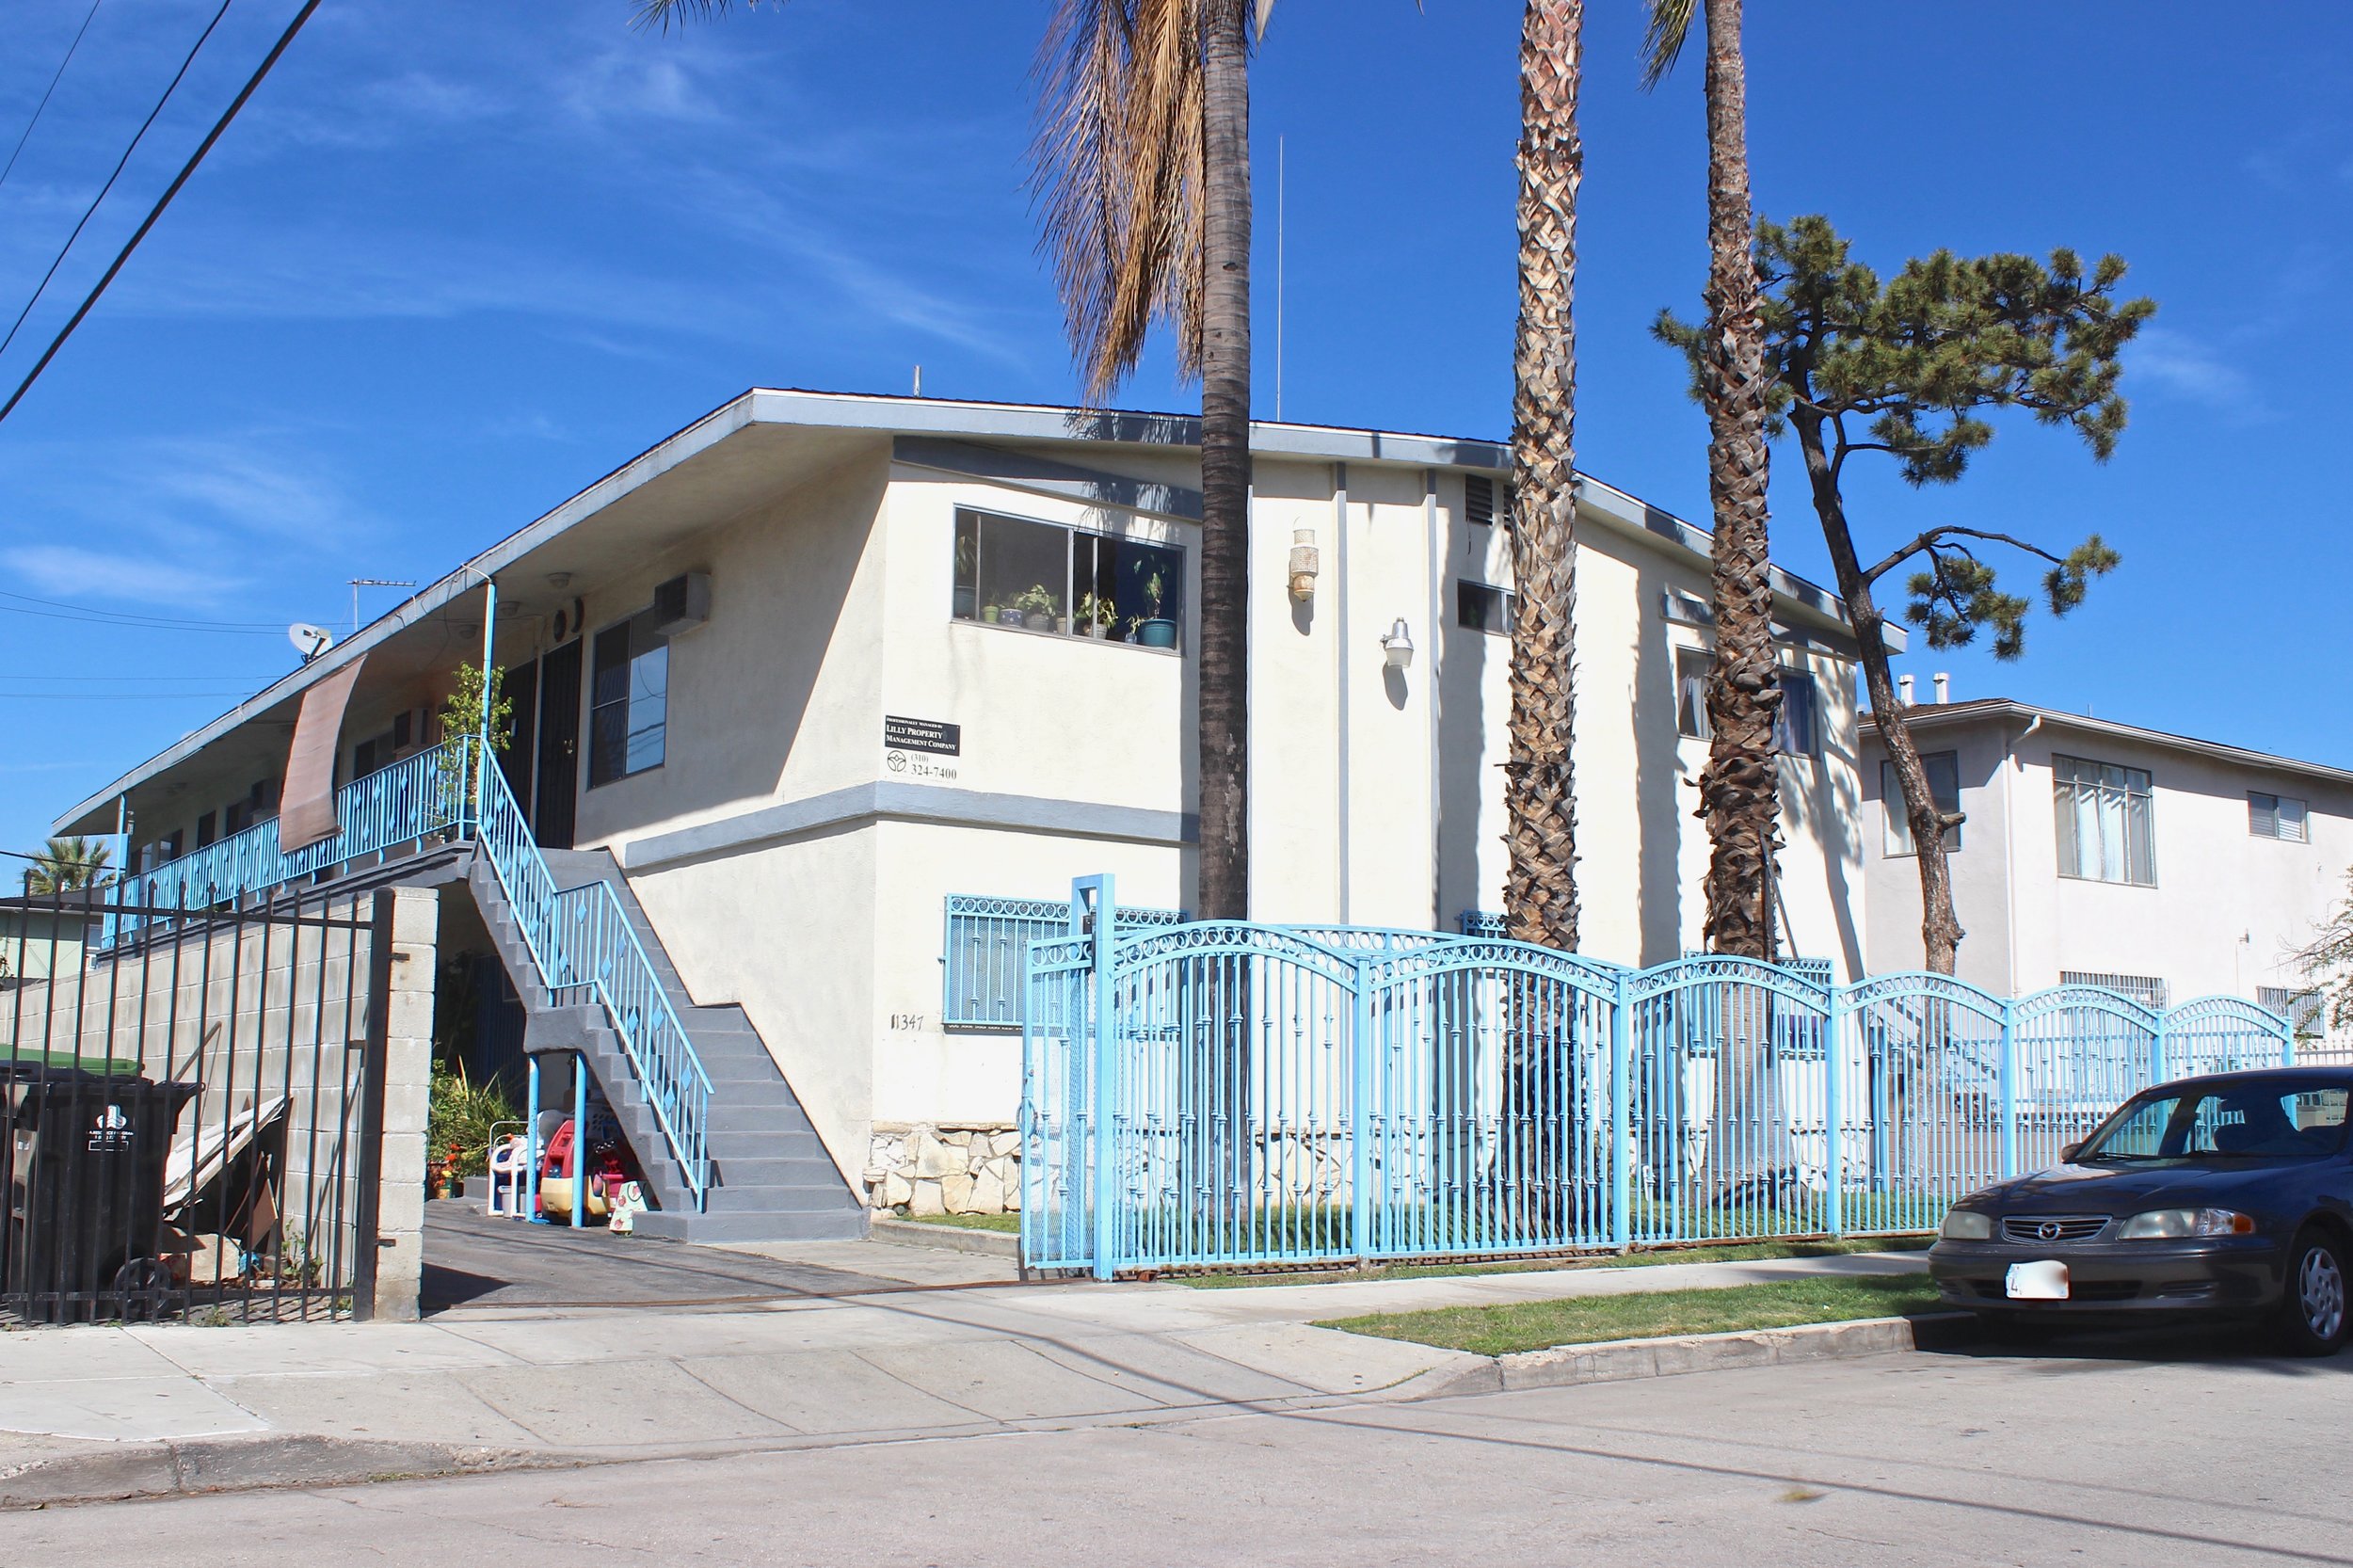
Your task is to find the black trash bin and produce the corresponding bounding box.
[0,1064,199,1323]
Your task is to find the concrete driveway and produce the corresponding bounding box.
[14,1336,2350,1565]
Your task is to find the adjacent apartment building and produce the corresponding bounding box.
[48,389,1878,1236]
[1861,696,2353,1035]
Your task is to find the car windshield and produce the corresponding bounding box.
[2077,1081,2351,1163]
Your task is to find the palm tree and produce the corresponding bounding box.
[24,835,112,895]
[1502,0,1586,952]
[1031,0,1255,920]
[643,0,1258,920]
[1642,0,1780,962]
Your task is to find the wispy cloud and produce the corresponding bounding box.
[2,544,249,608]
[2128,327,2261,412]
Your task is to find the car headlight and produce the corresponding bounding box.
[1939,1209,1993,1240]
[2116,1208,2256,1240]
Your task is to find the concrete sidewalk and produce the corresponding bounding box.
[0,1242,1928,1504]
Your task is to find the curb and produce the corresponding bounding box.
[0,1434,583,1512]
[868,1217,1021,1259]
[1401,1312,1981,1400]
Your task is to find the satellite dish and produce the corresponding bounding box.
[289,622,335,662]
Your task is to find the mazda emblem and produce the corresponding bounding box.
[2036,1221,2062,1242]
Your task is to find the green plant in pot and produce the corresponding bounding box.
[1077,591,1117,638]
[1136,567,1177,648]
[981,602,1001,624]
[1013,584,1061,632]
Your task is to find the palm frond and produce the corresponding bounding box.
[632,0,763,34]
[1030,0,1205,401]
[1639,0,1695,89]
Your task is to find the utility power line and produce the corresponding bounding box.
[0,0,236,365]
[0,0,326,427]
[0,587,285,632]
[0,0,108,190]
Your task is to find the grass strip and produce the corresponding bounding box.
[1178,1234,1930,1289]
[898,1212,1021,1233]
[1321,1273,1944,1357]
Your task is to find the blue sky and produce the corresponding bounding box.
[0,0,2345,856]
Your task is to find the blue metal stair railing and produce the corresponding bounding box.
[470,749,712,1208]
[109,738,712,1208]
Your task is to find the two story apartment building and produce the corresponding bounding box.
[51,390,1879,1237]
[1862,696,2353,1033]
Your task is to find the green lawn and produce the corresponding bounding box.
[1178,1234,1931,1289]
[898,1212,1021,1233]
[1321,1273,1945,1357]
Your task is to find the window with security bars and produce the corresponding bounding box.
[2054,755,2155,885]
[2249,792,2310,842]
[942,895,1185,1028]
[2061,970,2169,1009]
[2259,986,2326,1038]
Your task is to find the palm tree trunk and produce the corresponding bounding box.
[1792,407,1964,973]
[1503,0,1583,953]
[1195,0,1253,922]
[1693,0,1779,964]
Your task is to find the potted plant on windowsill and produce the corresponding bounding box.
[1135,568,1176,648]
[981,602,1002,624]
[1077,591,1116,639]
[1013,584,1061,632]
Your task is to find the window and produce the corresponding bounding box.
[2249,792,2310,842]
[2260,986,2326,1038]
[2062,969,2169,1009]
[195,811,216,849]
[952,507,1185,648]
[1776,672,1820,759]
[942,894,1185,1028]
[2078,1082,2348,1163]
[1456,580,1513,634]
[1882,752,1962,856]
[2055,755,2155,885]
[1674,649,1820,757]
[588,613,669,787]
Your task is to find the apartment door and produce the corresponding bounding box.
[534,638,582,850]
[499,659,538,816]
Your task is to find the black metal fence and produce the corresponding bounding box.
[0,881,386,1324]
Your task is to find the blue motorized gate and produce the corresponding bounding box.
[1019,878,2297,1277]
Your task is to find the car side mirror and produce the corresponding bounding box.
[2060,1141,2083,1163]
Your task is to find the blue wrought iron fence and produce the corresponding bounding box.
[943,894,1182,1028]
[1022,879,2298,1277]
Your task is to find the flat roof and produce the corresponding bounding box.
[1862,698,2353,788]
[57,387,1866,830]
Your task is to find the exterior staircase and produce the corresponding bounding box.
[466,847,866,1243]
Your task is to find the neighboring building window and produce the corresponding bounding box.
[1674,648,1820,757]
[1456,580,1513,634]
[195,811,216,849]
[952,507,1185,647]
[588,613,669,787]
[1775,672,1820,759]
[2054,754,2155,885]
[2062,970,2169,1009]
[2259,986,2326,1037]
[1881,752,1962,856]
[2249,791,2310,842]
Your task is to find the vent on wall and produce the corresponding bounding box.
[1465,474,1495,528]
[652,571,712,636]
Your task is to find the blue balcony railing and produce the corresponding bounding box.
[112,742,469,944]
[111,739,712,1208]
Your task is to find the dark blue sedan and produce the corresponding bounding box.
[1928,1067,2353,1353]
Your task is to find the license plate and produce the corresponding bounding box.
[2006,1259,2070,1300]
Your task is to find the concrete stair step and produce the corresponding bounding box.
[712,1156,846,1187]
[631,1208,867,1244]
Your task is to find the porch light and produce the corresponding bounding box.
[1381,618,1415,670]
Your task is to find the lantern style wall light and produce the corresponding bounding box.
[1381,618,1415,670]
[1288,528,1320,601]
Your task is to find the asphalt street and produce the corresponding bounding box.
[12,1336,2349,1566]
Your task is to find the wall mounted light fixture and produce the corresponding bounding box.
[1288,528,1320,601]
[1381,618,1415,670]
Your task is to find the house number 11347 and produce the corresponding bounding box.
[888,1013,926,1032]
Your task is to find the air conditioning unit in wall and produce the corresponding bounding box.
[652,571,712,636]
